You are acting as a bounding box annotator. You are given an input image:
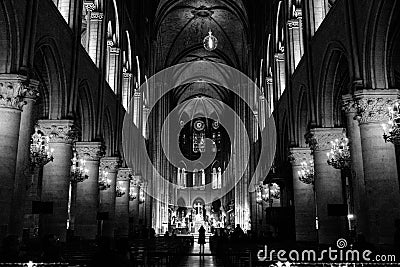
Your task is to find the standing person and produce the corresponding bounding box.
[198,225,206,255]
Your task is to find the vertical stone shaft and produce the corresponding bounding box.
[115,168,131,238]
[99,157,119,238]
[354,90,400,244]
[0,75,30,239]
[38,120,74,242]
[10,79,39,237]
[307,128,346,244]
[289,147,317,242]
[342,94,368,237]
[74,142,103,240]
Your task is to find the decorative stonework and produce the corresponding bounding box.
[305,128,345,152]
[342,94,357,114]
[274,53,285,60]
[75,142,104,161]
[84,2,96,12]
[90,12,104,20]
[117,168,133,181]
[100,157,120,173]
[293,7,302,18]
[37,120,75,144]
[288,148,313,166]
[354,90,399,125]
[130,175,142,187]
[0,75,39,110]
[287,19,300,28]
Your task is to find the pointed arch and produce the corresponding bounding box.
[34,38,68,119]
[318,42,351,127]
[77,80,95,141]
[103,106,114,156]
[0,0,20,73]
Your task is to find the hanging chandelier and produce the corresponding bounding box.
[139,187,145,204]
[382,101,400,144]
[29,128,54,169]
[256,182,280,203]
[98,170,112,190]
[129,187,137,201]
[116,182,126,197]
[326,134,351,169]
[298,159,314,185]
[70,151,89,183]
[203,30,218,51]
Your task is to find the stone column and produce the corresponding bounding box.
[289,147,317,242]
[342,95,368,237]
[306,128,346,244]
[38,120,74,242]
[129,175,141,233]
[99,157,120,238]
[274,53,286,99]
[115,168,131,238]
[287,15,303,74]
[0,75,30,239]
[106,46,121,93]
[9,79,39,237]
[122,72,133,111]
[74,142,103,240]
[354,89,400,244]
[87,8,104,67]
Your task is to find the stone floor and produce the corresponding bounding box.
[179,241,223,267]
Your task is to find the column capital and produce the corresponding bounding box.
[75,142,104,161]
[84,2,96,12]
[117,168,133,181]
[90,12,104,20]
[305,128,345,152]
[287,19,300,28]
[37,120,75,144]
[0,74,39,110]
[354,89,399,125]
[130,175,142,187]
[293,7,302,18]
[274,53,285,60]
[100,157,120,173]
[288,147,312,166]
[342,94,357,114]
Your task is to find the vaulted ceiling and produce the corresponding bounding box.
[154,0,250,70]
[153,0,251,104]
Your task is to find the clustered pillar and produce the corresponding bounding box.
[115,168,131,238]
[289,147,316,242]
[99,157,120,238]
[0,75,37,240]
[306,128,346,244]
[354,89,400,244]
[74,142,104,240]
[38,120,75,242]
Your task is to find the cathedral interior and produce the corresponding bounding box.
[1,0,400,265]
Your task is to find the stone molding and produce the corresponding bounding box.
[90,12,104,20]
[117,168,133,181]
[354,89,399,125]
[288,147,313,166]
[130,175,143,187]
[342,94,357,114]
[287,19,300,28]
[100,157,120,173]
[274,52,285,61]
[75,142,104,161]
[0,75,39,110]
[305,128,345,152]
[37,120,75,144]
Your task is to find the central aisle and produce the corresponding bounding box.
[179,237,224,267]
